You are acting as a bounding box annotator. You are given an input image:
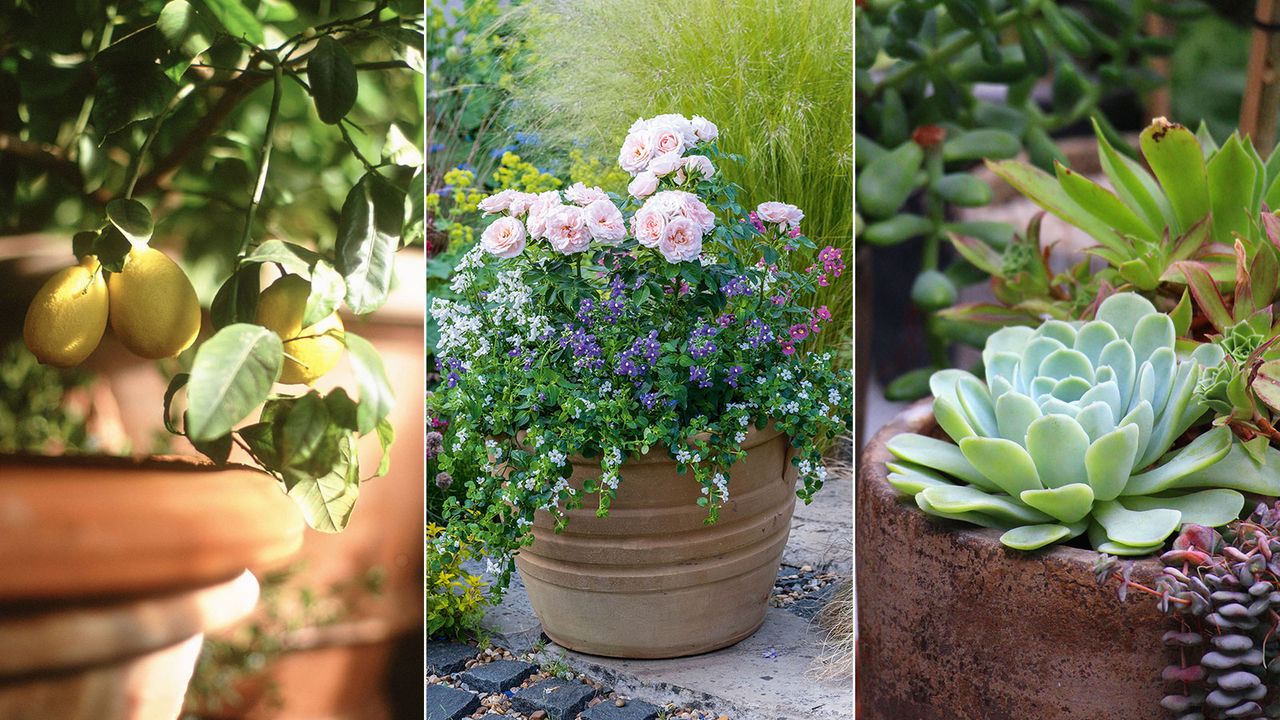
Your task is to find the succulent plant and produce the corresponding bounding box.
[887,292,1280,554]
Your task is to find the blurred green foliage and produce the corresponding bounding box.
[0,340,91,453]
[856,0,1210,400]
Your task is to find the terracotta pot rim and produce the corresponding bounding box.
[497,423,786,467]
[863,399,1164,575]
[0,451,265,476]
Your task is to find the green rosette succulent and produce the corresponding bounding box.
[887,292,1280,554]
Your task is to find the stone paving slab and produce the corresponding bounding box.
[428,641,480,676]
[426,684,480,720]
[581,698,662,720]
[510,678,597,719]
[781,463,852,575]
[459,658,538,693]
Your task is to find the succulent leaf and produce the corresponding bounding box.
[885,292,1262,554]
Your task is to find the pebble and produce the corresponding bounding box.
[616,698,627,707]
[530,712,547,720]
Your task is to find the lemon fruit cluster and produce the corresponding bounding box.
[23,246,201,366]
[256,274,345,385]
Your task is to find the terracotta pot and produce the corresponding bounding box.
[516,425,798,659]
[856,402,1169,720]
[0,454,303,720]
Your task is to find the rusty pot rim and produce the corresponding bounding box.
[862,399,1164,575]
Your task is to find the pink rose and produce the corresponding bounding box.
[585,198,626,243]
[618,131,654,174]
[648,152,684,177]
[480,216,527,258]
[564,182,609,207]
[628,171,659,199]
[648,114,696,144]
[691,115,718,143]
[478,189,517,215]
[652,128,685,157]
[507,191,537,217]
[658,217,702,263]
[546,206,591,254]
[682,155,715,181]
[631,207,667,248]
[525,191,563,238]
[756,201,804,229]
[681,195,717,233]
[646,190,690,218]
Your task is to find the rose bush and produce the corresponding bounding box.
[429,114,851,589]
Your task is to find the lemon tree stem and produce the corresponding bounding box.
[238,56,284,260]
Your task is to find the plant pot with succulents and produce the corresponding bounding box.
[0,3,423,717]
[430,113,852,659]
[858,119,1280,719]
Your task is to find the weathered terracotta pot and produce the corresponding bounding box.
[516,425,797,659]
[0,454,303,720]
[856,402,1169,720]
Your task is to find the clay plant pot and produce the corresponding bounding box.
[516,425,798,659]
[856,401,1169,720]
[0,453,303,720]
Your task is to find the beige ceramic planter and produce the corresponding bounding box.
[516,425,797,659]
[0,454,303,720]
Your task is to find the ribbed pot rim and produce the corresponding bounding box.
[498,422,785,467]
[861,399,1164,578]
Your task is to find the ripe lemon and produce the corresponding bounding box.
[23,255,109,367]
[108,246,202,359]
[256,274,345,385]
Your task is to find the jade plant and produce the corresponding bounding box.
[887,292,1280,554]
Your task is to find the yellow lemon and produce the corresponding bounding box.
[23,255,109,367]
[256,274,345,385]
[107,246,202,359]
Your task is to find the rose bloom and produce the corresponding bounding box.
[478,188,517,215]
[756,201,804,229]
[658,217,703,263]
[647,152,684,177]
[628,171,659,199]
[564,182,609,207]
[546,206,591,254]
[618,131,655,174]
[648,113,697,144]
[679,155,715,183]
[585,198,626,243]
[507,191,537,217]
[651,127,685,157]
[524,190,563,238]
[631,207,667,248]
[480,216,527,258]
[645,190,693,217]
[681,194,717,233]
[691,115,718,142]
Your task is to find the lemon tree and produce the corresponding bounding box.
[6,1,424,533]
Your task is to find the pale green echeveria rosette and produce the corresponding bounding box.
[886,292,1280,555]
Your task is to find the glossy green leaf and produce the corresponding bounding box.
[886,433,996,490]
[105,198,153,243]
[301,259,346,328]
[307,36,358,124]
[337,173,405,314]
[286,431,359,533]
[195,0,264,44]
[374,416,395,478]
[915,492,1008,530]
[861,214,933,246]
[186,324,283,442]
[1020,483,1094,523]
[942,129,1020,162]
[1175,261,1233,333]
[1255,359,1280,414]
[886,461,955,495]
[1206,133,1258,245]
[344,331,393,435]
[1026,414,1090,488]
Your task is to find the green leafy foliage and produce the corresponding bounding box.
[856,0,1205,391]
[0,341,92,454]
